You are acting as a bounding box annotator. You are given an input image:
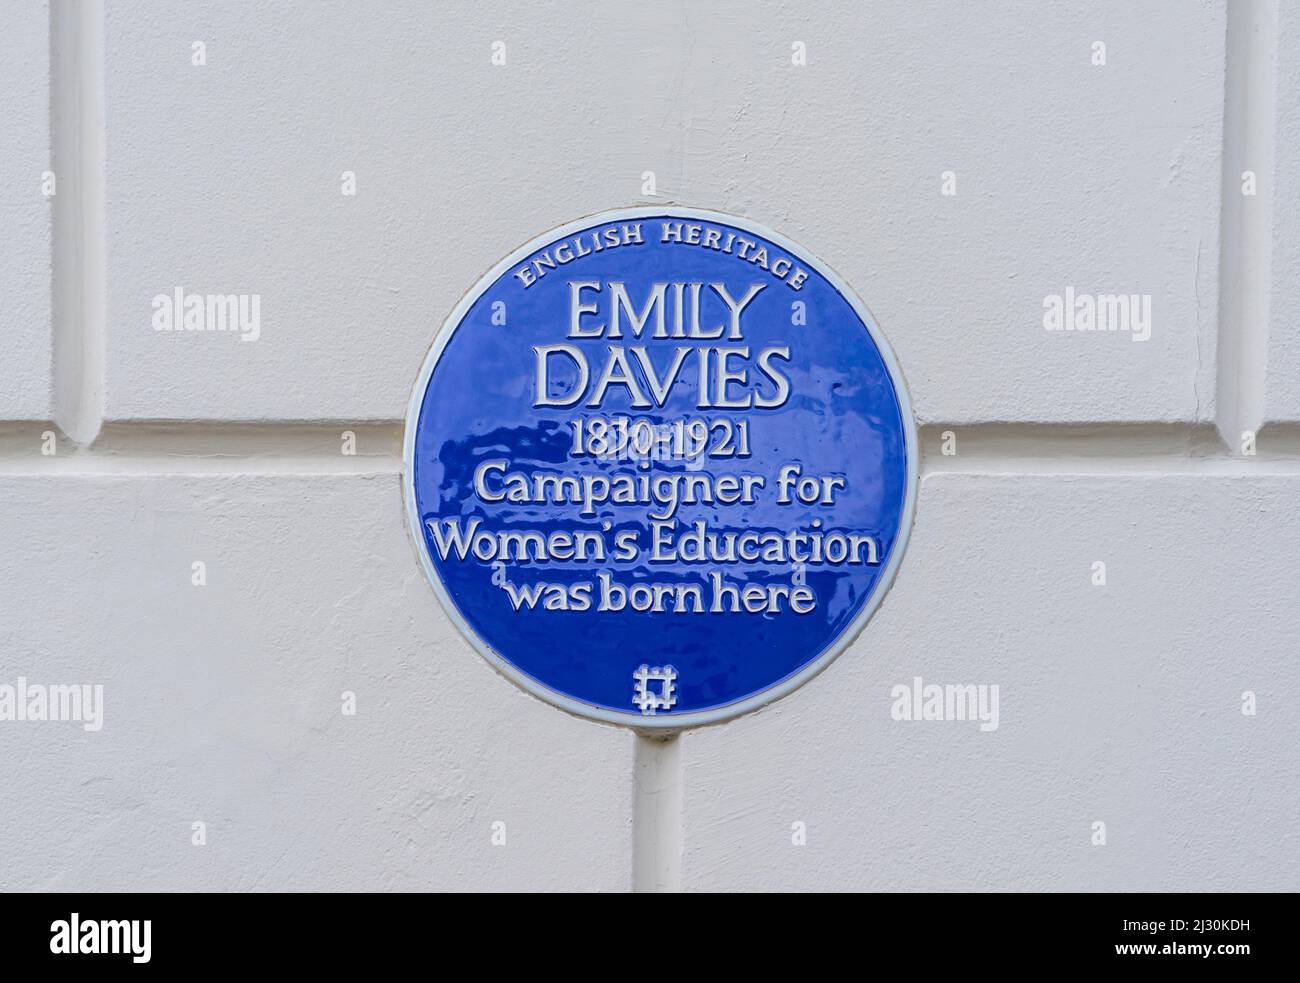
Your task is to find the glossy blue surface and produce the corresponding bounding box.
[409,211,911,723]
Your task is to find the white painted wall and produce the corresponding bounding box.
[0,0,1295,891]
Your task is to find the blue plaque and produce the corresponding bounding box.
[404,208,916,727]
